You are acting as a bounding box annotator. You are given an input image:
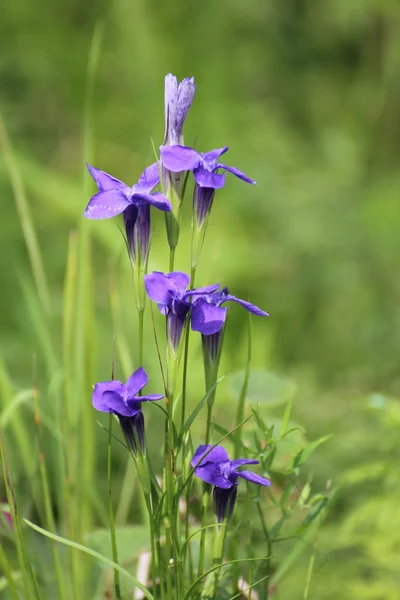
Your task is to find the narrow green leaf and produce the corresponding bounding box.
[182,374,226,438]
[23,519,154,600]
[280,398,292,437]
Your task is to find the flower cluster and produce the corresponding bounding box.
[86,73,270,525]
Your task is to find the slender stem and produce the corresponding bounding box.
[143,494,158,600]
[169,248,175,272]
[205,403,213,445]
[108,414,121,600]
[212,522,227,598]
[138,308,144,366]
[197,484,210,578]
[256,501,272,599]
[181,266,196,433]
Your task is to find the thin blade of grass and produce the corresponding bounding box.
[23,519,154,600]
[0,112,50,313]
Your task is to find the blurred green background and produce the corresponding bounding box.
[1,0,400,598]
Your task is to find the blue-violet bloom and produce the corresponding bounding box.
[144,271,220,351]
[160,145,255,226]
[190,286,269,337]
[191,445,271,522]
[84,163,171,262]
[92,367,163,455]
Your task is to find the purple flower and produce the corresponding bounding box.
[164,74,196,146]
[191,445,270,522]
[144,271,220,351]
[190,286,269,337]
[160,145,255,227]
[84,163,171,262]
[92,367,163,455]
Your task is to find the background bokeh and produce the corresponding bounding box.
[1,1,400,598]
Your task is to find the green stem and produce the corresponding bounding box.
[205,403,213,445]
[143,494,158,600]
[107,415,121,600]
[197,484,210,578]
[212,522,227,598]
[169,248,175,272]
[256,501,272,599]
[138,308,144,366]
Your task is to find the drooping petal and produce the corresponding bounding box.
[185,284,220,297]
[194,463,233,488]
[194,168,225,189]
[134,394,164,402]
[218,164,256,185]
[202,147,229,165]
[84,190,131,220]
[191,299,227,335]
[144,272,174,305]
[160,145,201,172]
[191,444,229,467]
[125,367,148,398]
[213,484,238,522]
[86,164,128,193]
[135,162,160,194]
[230,459,260,471]
[236,470,271,487]
[222,295,269,317]
[132,192,172,212]
[92,380,125,413]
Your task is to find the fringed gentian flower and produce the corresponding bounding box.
[144,271,220,352]
[191,445,271,523]
[160,145,255,228]
[189,286,269,362]
[92,367,163,455]
[84,163,171,262]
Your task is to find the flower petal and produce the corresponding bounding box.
[102,391,137,417]
[230,459,259,471]
[145,272,174,305]
[237,470,271,487]
[92,380,125,413]
[125,367,148,397]
[218,164,256,185]
[202,147,229,164]
[185,284,221,297]
[84,190,131,220]
[136,162,160,192]
[191,299,227,335]
[194,464,233,488]
[132,192,172,212]
[135,394,164,402]
[86,164,128,192]
[160,145,201,172]
[191,444,229,467]
[167,271,191,292]
[194,167,225,189]
[223,295,269,317]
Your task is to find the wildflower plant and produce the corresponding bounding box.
[0,71,333,600]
